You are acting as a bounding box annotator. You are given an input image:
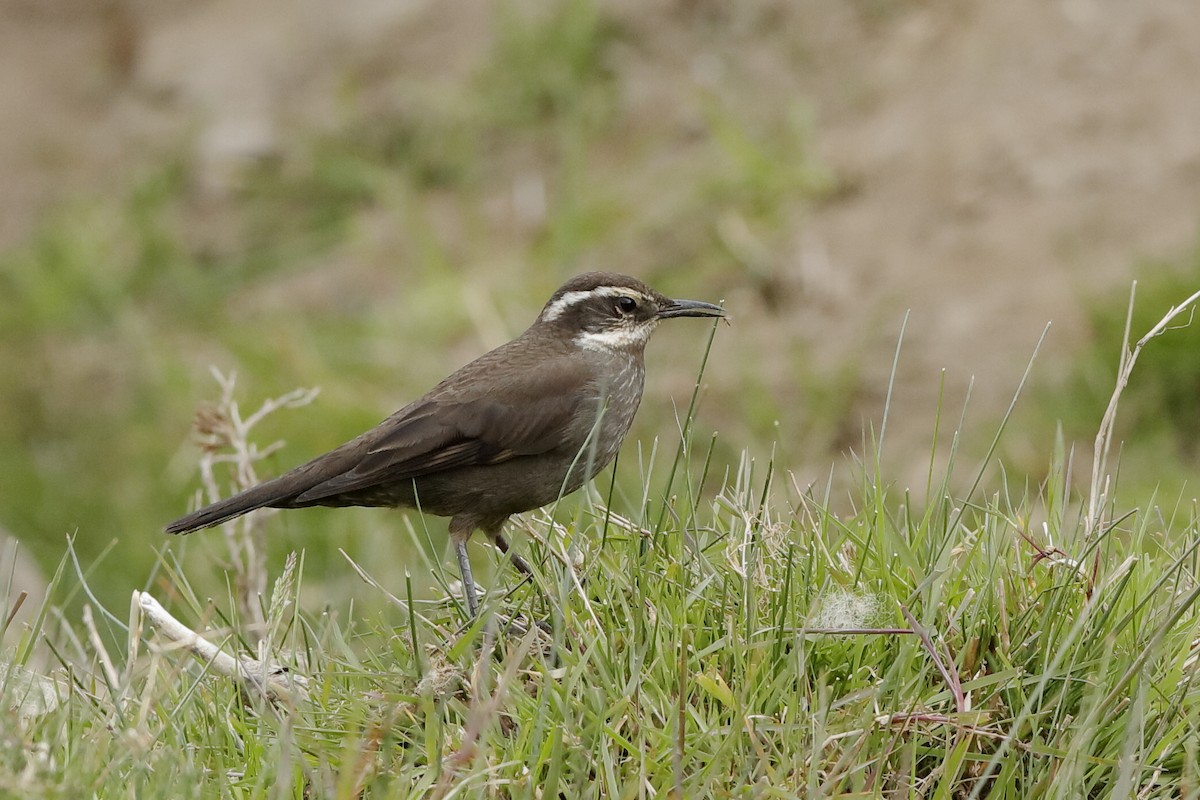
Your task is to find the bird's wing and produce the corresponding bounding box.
[292,356,594,503]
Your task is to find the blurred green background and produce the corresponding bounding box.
[2,0,1199,614]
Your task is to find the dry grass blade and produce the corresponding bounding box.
[1087,283,1200,536]
[900,604,965,713]
[190,368,319,639]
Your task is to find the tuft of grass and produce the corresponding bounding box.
[3,314,1200,796]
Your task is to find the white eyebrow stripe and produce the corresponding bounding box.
[540,286,650,322]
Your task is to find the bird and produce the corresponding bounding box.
[166,272,725,617]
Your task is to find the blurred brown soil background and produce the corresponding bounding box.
[3,0,1200,600]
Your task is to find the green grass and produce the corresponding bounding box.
[4,343,1200,798]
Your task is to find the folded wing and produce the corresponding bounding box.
[291,358,592,502]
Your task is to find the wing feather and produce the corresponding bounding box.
[293,353,590,503]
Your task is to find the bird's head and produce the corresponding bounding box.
[536,272,725,353]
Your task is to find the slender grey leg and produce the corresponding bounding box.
[454,538,479,617]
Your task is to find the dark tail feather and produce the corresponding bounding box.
[166,440,363,534]
[165,476,300,534]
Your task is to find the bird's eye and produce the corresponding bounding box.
[616,296,638,314]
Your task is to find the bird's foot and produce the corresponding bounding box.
[495,612,554,638]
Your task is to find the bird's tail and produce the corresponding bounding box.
[166,438,363,534]
[165,474,301,534]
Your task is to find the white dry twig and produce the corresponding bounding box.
[133,591,308,704]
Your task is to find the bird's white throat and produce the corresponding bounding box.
[574,323,655,352]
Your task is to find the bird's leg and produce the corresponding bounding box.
[454,539,479,617]
[450,524,479,617]
[490,531,556,637]
[493,532,535,577]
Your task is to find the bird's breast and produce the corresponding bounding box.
[566,356,645,477]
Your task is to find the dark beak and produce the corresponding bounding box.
[657,298,726,319]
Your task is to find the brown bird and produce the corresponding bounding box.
[166,272,724,616]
